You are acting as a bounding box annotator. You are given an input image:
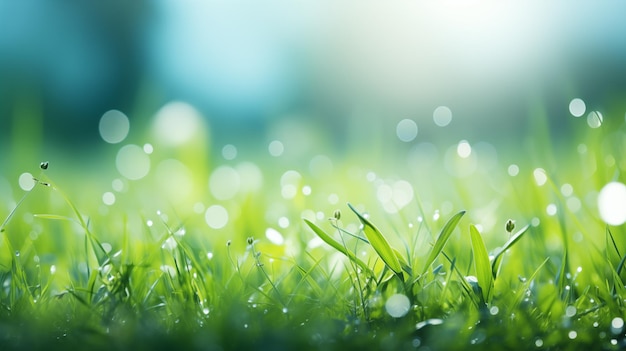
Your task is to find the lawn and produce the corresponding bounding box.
[1,101,625,351]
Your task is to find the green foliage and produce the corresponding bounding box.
[347,203,403,277]
[469,224,493,303]
[421,210,465,275]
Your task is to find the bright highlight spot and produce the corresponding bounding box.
[533,168,547,186]
[587,111,603,128]
[153,101,202,146]
[99,110,130,144]
[385,294,410,318]
[265,227,285,245]
[396,119,418,142]
[546,204,557,216]
[205,205,229,229]
[457,140,472,158]
[598,182,626,225]
[433,106,452,127]
[507,164,519,177]
[611,317,624,334]
[268,140,284,157]
[569,98,586,117]
[102,192,116,206]
[116,144,150,180]
[209,166,241,200]
[18,173,35,191]
[222,144,237,160]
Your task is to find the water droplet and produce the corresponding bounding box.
[50,265,57,275]
[146,220,153,227]
[611,317,624,334]
[568,331,577,339]
[202,308,210,315]
[489,306,499,315]
[565,305,576,317]
[415,318,443,330]
[535,339,543,347]
[282,307,288,314]
[207,252,213,260]
[14,250,20,257]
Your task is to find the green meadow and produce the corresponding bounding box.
[1,100,626,350]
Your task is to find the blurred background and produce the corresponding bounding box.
[2,1,626,150]
[1,1,626,238]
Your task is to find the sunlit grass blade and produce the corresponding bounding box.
[303,218,374,277]
[393,247,413,276]
[469,224,493,303]
[491,224,531,278]
[347,203,403,276]
[421,210,465,275]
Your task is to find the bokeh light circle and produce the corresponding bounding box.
[433,106,452,127]
[396,119,418,142]
[569,98,586,117]
[205,205,229,229]
[209,166,241,200]
[99,110,130,144]
[587,111,603,128]
[385,293,411,318]
[18,173,35,191]
[116,144,150,180]
[598,182,626,225]
[153,101,202,146]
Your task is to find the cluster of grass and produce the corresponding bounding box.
[1,109,626,350]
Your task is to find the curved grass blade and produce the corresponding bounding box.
[303,218,375,277]
[347,203,403,276]
[469,224,493,303]
[393,247,413,276]
[491,224,531,278]
[421,210,466,275]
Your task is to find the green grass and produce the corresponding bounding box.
[1,107,626,350]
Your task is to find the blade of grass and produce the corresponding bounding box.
[347,203,403,276]
[491,224,531,278]
[469,224,493,303]
[303,218,375,277]
[421,210,466,275]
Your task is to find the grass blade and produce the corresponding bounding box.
[303,218,374,277]
[491,224,531,278]
[347,203,403,276]
[421,210,466,275]
[469,224,493,303]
